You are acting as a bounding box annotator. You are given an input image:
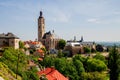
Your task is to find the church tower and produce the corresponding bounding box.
[38,11,45,41]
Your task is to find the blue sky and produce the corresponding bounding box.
[0,0,120,41]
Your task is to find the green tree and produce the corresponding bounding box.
[58,39,66,49]
[0,47,39,80]
[81,72,106,80]
[73,59,85,76]
[41,56,55,67]
[108,46,120,80]
[86,58,107,72]
[96,44,103,52]
[83,47,91,54]
[57,50,64,58]
[93,53,107,65]
[19,41,24,49]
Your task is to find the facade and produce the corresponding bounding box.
[38,11,60,50]
[0,33,20,49]
[64,37,96,56]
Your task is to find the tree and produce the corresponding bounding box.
[93,53,107,65]
[19,41,24,49]
[108,46,120,80]
[73,59,85,76]
[57,50,64,58]
[83,47,91,54]
[96,44,103,52]
[81,72,106,80]
[58,39,66,50]
[86,58,107,72]
[0,47,39,80]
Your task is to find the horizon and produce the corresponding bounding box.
[0,0,120,42]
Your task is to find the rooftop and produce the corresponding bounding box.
[38,67,68,80]
[0,32,19,39]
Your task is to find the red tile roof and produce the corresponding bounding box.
[38,68,68,80]
[38,58,43,61]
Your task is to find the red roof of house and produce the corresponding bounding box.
[38,68,68,80]
[37,49,44,53]
[38,58,43,61]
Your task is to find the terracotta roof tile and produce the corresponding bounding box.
[38,68,68,80]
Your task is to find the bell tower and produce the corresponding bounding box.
[38,11,45,41]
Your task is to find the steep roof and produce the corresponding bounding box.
[0,33,19,39]
[42,31,52,39]
[42,31,60,39]
[38,68,68,80]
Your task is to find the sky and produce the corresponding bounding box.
[0,0,120,42]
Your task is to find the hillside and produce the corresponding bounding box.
[0,62,22,80]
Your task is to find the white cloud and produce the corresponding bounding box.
[87,18,101,23]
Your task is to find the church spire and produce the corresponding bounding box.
[40,11,43,17]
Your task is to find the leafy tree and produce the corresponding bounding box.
[96,44,103,52]
[73,59,85,76]
[81,72,106,80]
[64,61,79,80]
[108,46,120,80]
[86,58,107,72]
[41,56,55,67]
[58,39,66,49]
[0,47,39,80]
[57,50,64,58]
[93,53,107,65]
[19,41,24,49]
[54,58,67,74]
[83,47,91,54]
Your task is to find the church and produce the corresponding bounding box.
[38,11,60,50]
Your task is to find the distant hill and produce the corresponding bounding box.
[0,62,22,80]
[96,42,120,47]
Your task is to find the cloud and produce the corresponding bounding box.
[87,18,101,24]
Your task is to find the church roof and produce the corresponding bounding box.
[42,31,52,39]
[42,31,60,39]
[0,32,19,39]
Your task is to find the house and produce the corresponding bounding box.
[0,32,19,49]
[64,37,95,56]
[24,41,44,50]
[34,49,44,58]
[37,67,68,80]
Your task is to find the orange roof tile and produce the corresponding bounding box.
[37,49,44,53]
[38,58,43,61]
[38,68,68,80]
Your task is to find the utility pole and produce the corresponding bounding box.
[16,53,20,79]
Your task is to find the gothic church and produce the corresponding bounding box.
[38,11,60,50]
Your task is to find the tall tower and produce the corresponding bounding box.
[38,11,45,41]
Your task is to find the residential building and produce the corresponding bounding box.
[0,32,19,49]
[64,36,95,56]
[37,67,68,80]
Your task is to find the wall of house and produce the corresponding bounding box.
[0,39,9,47]
[9,39,19,49]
